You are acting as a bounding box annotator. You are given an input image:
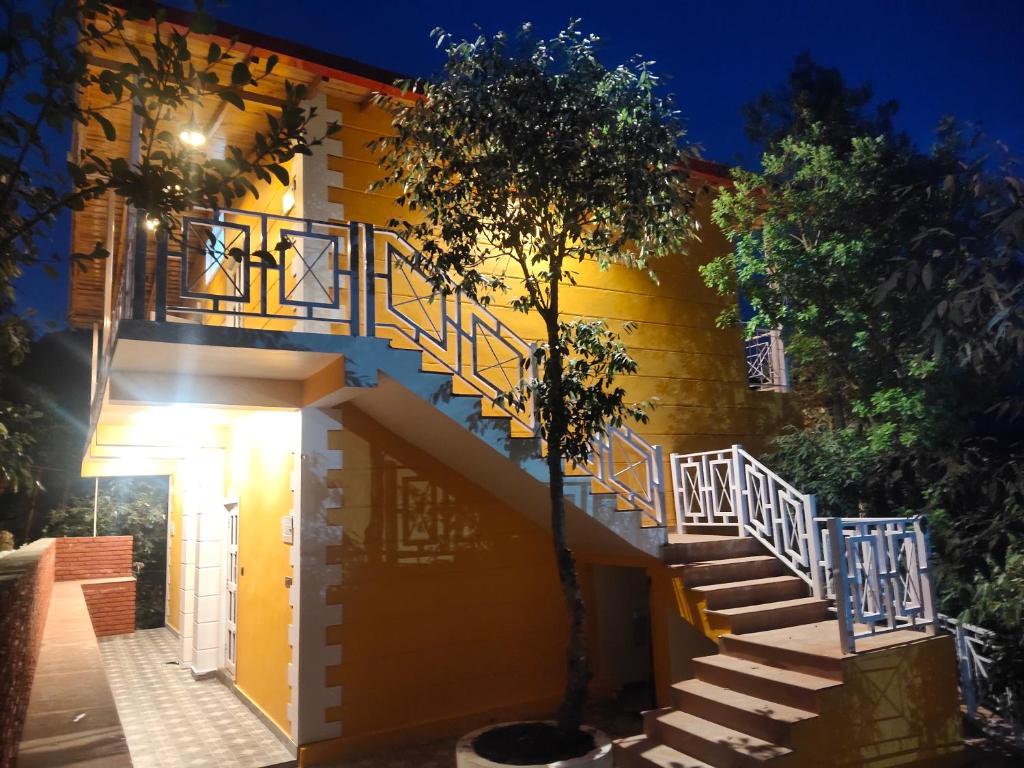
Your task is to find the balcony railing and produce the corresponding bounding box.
[94,206,666,525]
[745,329,789,392]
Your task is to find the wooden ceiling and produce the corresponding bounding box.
[69,9,400,328]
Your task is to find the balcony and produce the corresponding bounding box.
[744,329,789,392]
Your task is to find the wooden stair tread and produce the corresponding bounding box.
[613,735,715,768]
[691,574,803,593]
[656,710,792,759]
[674,555,779,569]
[674,679,817,725]
[706,596,826,617]
[667,533,744,544]
[694,653,841,693]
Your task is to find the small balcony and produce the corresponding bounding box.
[744,329,789,392]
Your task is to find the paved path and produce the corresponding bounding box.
[98,628,294,768]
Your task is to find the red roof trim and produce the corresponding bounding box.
[109,1,410,97]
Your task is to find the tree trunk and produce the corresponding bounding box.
[544,316,590,734]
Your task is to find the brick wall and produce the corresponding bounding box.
[0,539,56,768]
[54,536,133,581]
[80,579,137,637]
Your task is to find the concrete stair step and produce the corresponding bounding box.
[706,597,830,634]
[663,534,762,564]
[693,654,840,713]
[672,679,817,746]
[673,555,784,587]
[613,734,715,768]
[719,622,847,681]
[649,709,792,767]
[691,575,807,610]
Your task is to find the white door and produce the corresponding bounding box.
[224,500,240,679]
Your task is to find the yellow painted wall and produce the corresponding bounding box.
[165,466,184,633]
[320,403,567,753]
[228,410,299,734]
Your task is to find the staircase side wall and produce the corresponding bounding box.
[796,635,963,768]
[298,403,570,764]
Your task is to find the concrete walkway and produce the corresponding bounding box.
[98,628,294,768]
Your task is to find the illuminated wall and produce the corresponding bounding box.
[303,403,568,758]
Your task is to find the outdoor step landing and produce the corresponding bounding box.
[718,620,936,680]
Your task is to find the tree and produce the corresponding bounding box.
[743,51,901,153]
[44,476,170,628]
[0,0,335,490]
[705,60,1024,721]
[372,22,696,734]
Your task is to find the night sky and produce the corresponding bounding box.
[15,0,1024,330]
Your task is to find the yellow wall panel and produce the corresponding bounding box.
[229,411,299,734]
[323,403,567,746]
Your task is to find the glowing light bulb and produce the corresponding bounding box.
[145,217,160,231]
[179,128,206,147]
[281,186,295,214]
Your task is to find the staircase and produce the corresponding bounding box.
[614,532,961,768]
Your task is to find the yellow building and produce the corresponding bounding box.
[71,8,964,767]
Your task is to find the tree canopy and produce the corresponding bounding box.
[705,54,1024,719]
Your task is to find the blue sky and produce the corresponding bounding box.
[15,0,1024,330]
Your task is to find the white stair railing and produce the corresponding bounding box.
[937,614,1000,719]
[669,445,824,597]
[824,516,937,653]
[669,445,939,653]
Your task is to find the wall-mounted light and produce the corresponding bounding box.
[281,179,296,215]
[145,216,160,231]
[179,118,207,148]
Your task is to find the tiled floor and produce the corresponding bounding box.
[98,628,295,768]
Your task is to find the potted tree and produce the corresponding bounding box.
[373,21,695,767]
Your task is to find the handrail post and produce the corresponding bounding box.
[652,444,666,526]
[731,444,748,536]
[154,228,168,322]
[914,516,938,635]
[807,495,824,599]
[131,213,148,320]
[827,517,855,654]
[956,623,978,719]
[363,223,376,336]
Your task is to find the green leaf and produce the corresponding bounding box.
[207,42,222,64]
